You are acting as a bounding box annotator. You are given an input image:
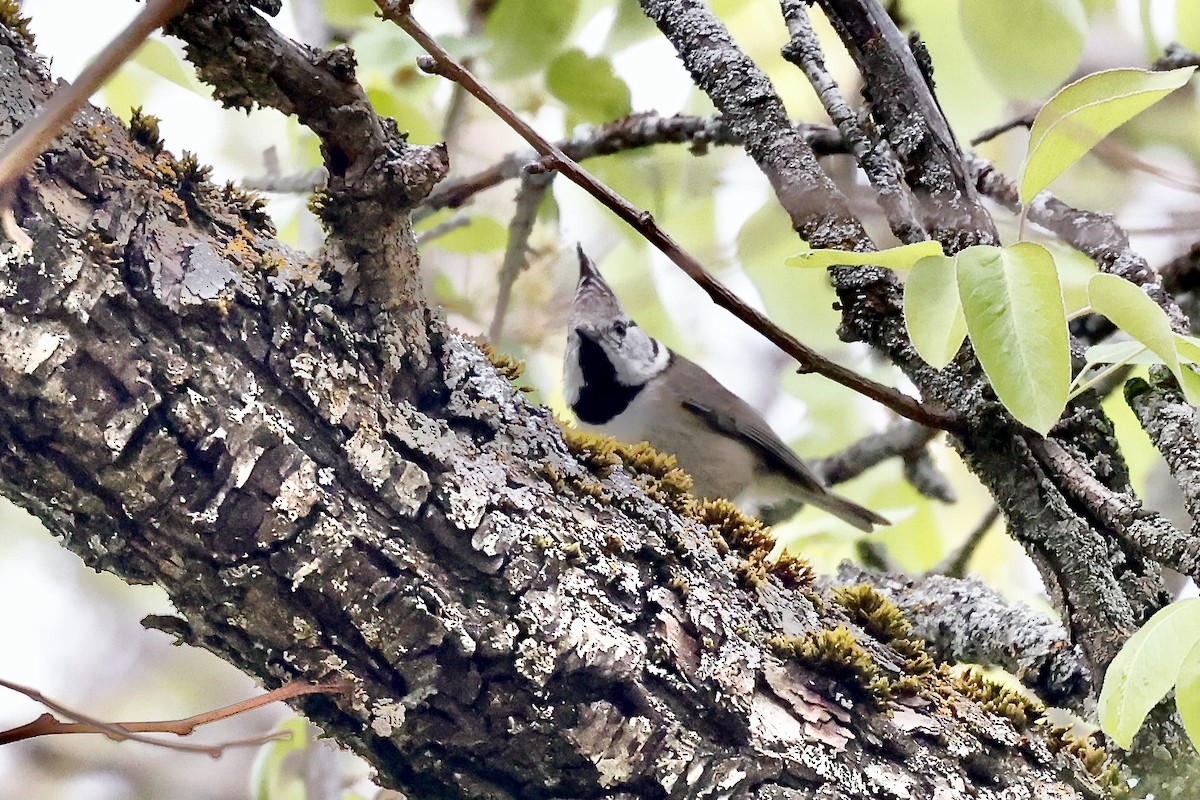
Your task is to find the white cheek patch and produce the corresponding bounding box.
[612,334,670,385]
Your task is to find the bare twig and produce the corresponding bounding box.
[931,504,1001,578]
[0,0,190,195]
[418,113,846,218]
[969,113,1034,147]
[778,0,925,245]
[1034,437,1200,583]
[377,1,961,433]
[489,170,553,341]
[0,677,349,755]
[415,214,469,244]
[812,419,942,490]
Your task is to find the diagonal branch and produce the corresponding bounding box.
[378,0,962,433]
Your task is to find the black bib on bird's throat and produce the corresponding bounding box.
[572,331,645,424]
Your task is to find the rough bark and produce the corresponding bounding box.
[0,11,1111,800]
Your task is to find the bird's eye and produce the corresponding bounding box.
[612,320,628,335]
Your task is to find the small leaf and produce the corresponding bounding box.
[1178,639,1200,751]
[546,49,632,124]
[1100,598,1200,749]
[904,255,967,369]
[486,0,579,79]
[1089,274,1200,403]
[956,243,1070,435]
[1021,66,1196,203]
[786,240,945,271]
[960,0,1087,101]
[1083,340,1157,366]
[1175,334,1200,365]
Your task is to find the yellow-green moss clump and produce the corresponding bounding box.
[832,584,935,687]
[0,0,33,44]
[560,427,815,590]
[953,667,1044,727]
[474,338,526,381]
[561,428,692,513]
[1046,725,1110,776]
[768,626,887,702]
[128,107,164,153]
[694,497,814,590]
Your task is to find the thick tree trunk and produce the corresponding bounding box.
[0,7,1167,799]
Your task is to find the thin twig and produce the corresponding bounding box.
[0,677,349,755]
[489,170,553,341]
[417,114,846,218]
[377,1,961,434]
[778,0,925,245]
[969,113,1035,147]
[931,504,1001,578]
[0,0,190,195]
[415,214,470,244]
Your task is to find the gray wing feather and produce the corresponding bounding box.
[666,356,827,494]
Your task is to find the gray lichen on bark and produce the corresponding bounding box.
[0,4,1171,798]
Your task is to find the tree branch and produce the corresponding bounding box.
[838,566,1091,708]
[379,0,961,433]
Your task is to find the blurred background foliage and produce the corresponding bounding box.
[2,0,1198,797]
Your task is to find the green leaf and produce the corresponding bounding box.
[960,0,1087,101]
[1088,273,1200,403]
[956,243,1070,435]
[1021,67,1197,204]
[546,49,632,124]
[1100,598,1200,749]
[786,240,945,271]
[1083,340,1157,366]
[1177,638,1200,751]
[486,0,579,79]
[904,255,967,369]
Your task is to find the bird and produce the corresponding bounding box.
[562,245,889,532]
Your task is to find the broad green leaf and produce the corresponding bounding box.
[960,0,1086,101]
[1045,242,1099,314]
[1100,598,1200,748]
[486,0,579,79]
[904,255,967,369]
[1021,67,1196,203]
[786,241,945,271]
[956,243,1069,435]
[1177,638,1200,750]
[546,49,632,125]
[1089,273,1200,403]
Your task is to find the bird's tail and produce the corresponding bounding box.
[800,488,890,532]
